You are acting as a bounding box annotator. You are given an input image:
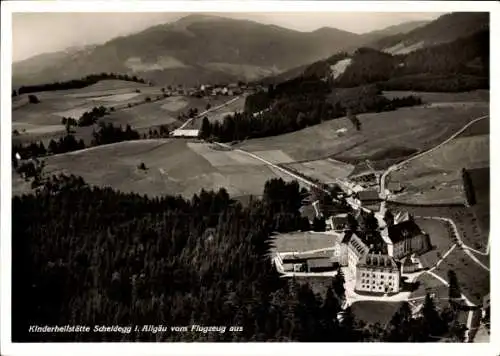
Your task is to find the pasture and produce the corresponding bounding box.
[432,248,489,305]
[284,158,355,183]
[414,218,454,269]
[12,139,298,199]
[388,133,489,205]
[237,104,489,163]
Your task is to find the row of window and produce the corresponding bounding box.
[360,279,393,286]
[360,272,393,279]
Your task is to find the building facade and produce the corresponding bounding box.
[355,253,400,294]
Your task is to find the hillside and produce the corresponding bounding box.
[278,29,488,92]
[369,12,489,54]
[13,14,366,87]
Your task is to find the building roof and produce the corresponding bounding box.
[357,189,380,202]
[358,253,398,270]
[347,233,370,257]
[387,219,423,244]
[171,129,200,137]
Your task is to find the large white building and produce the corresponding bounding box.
[355,253,400,294]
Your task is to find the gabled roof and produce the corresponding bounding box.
[388,219,423,244]
[358,253,398,270]
[347,233,369,257]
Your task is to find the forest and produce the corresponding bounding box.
[15,73,149,95]
[12,122,142,165]
[13,175,468,342]
[201,83,421,142]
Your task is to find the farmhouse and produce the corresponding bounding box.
[170,129,200,138]
[355,253,400,294]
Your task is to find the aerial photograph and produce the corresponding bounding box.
[5,5,491,349]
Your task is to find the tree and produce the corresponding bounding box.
[12,89,17,97]
[461,168,476,205]
[206,103,211,111]
[312,216,326,232]
[138,162,147,170]
[384,209,395,227]
[447,270,461,302]
[28,95,40,104]
[332,265,345,301]
[200,117,211,139]
[347,110,361,131]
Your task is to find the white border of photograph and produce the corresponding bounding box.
[1,1,498,356]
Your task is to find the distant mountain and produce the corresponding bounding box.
[360,20,429,44]
[369,12,489,54]
[261,12,489,89]
[12,14,367,87]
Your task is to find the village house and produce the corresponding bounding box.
[355,253,400,294]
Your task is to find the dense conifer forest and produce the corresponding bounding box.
[200,82,421,142]
[16,73,148,95]
[13,176,468,342]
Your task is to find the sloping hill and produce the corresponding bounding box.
[13,14,366,87]
[370,12,489,54]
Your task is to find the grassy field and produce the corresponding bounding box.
[388,134,489,204]
[12,80,163,143]
[12,139,296,199]
[351,301,402,326]
[236,104,489,162]
[409,273,450,301]
[432,248,490,305]
[271,232,341,254]
[414,218,454,269]
[284,158,354,183]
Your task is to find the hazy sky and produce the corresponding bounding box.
[12,12,444,62]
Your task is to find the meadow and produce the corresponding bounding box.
[236,103,489,164]
[12,139,297,199]
[387,117,489,205]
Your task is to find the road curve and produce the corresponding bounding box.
[380,115,489,199]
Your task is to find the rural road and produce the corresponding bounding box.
[177,96,242,131]
[379,114,489,199]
